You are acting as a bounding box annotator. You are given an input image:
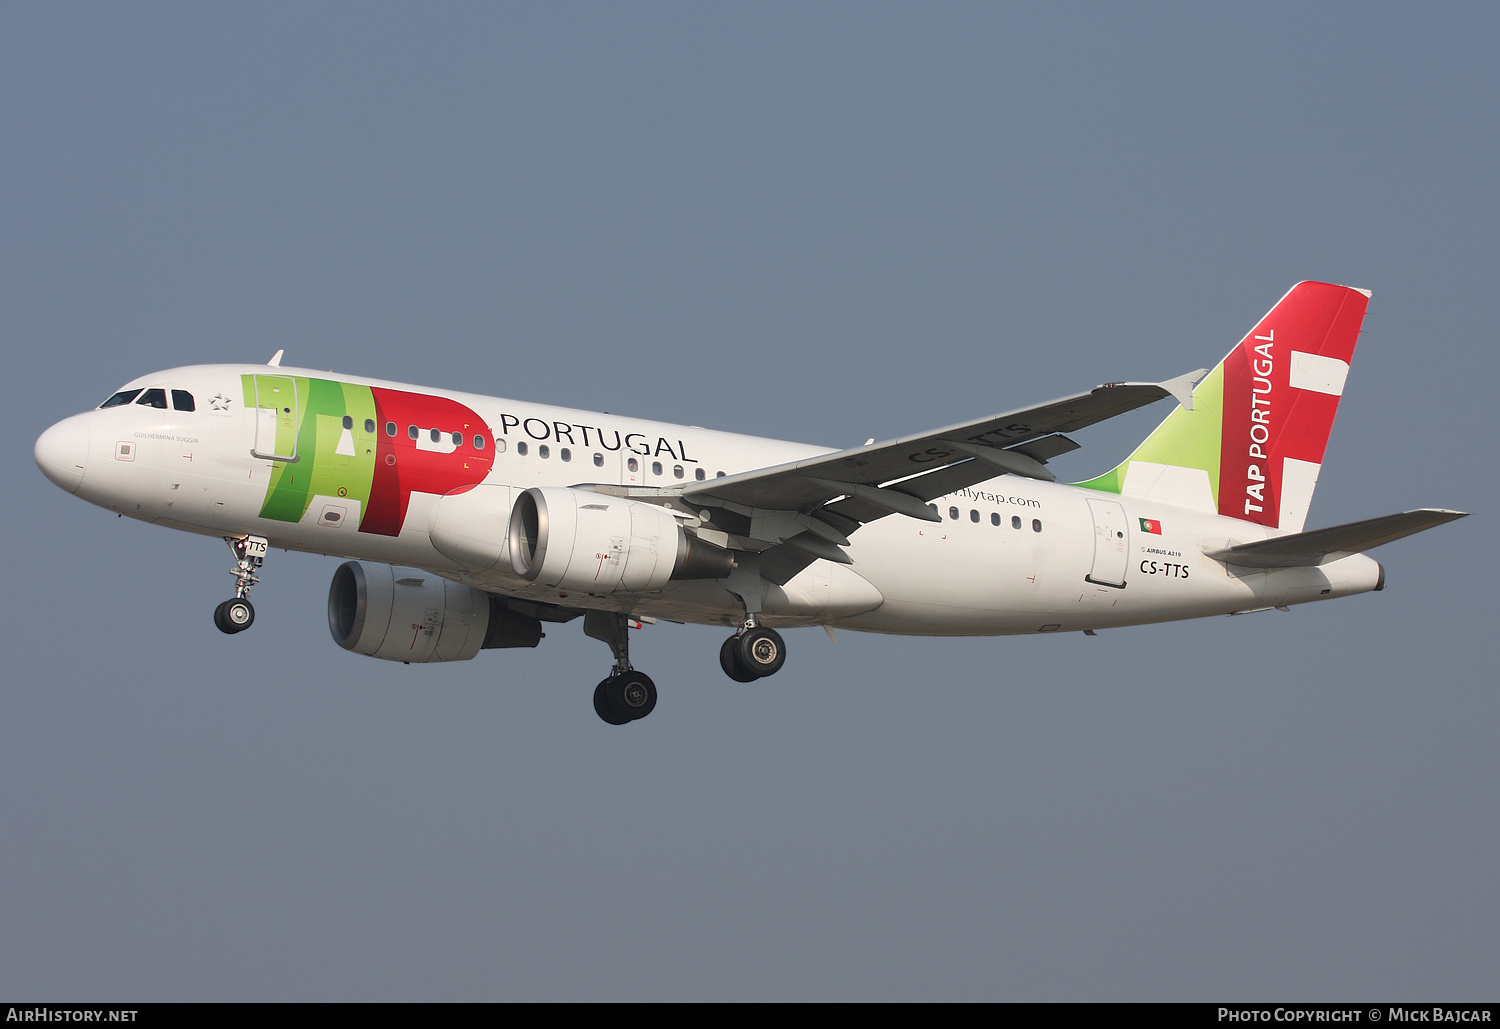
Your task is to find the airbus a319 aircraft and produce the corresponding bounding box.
[35,282,1465,724]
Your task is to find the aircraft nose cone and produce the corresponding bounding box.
[35,416,91,493]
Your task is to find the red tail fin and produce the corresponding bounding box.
[1219,282,1368,530]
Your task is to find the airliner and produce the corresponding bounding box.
[34,282,1465,724]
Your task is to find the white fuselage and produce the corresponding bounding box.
[40,364,1383,636]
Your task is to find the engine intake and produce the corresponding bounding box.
[508,486,736,592]
[328,561,542,663]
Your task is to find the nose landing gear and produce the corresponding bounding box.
[214,535,268,635]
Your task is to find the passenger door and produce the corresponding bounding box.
[250,375,299,462]
[1085,496,1130,588]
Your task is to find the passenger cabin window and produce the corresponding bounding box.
[991,513,1000,526]
[970,509,980,523]
[100,389,143,408]
[1012,515,1022,529]
[474,435,486,449]
[560,448,571,462]
[673,465,684,479]
[452,432,462,446]
[539,445,550,459]
[695,467,705,481]
[430,428,441,443]
[135,388,168,409]
[365,419,376,433]
[1032,518,1042,533]
[593,453,604,467]
[342,415,353,429]
[651,461,663,475]
[948,506,959,520]
[385,422,397,436]
[407,425,418,440]
[517,441,528,456]
[628,457,639,472]
[171,390,195,412]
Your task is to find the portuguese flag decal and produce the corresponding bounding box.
[1139,518,1162,534]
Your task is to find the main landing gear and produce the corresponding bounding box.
[718,556,788,682]
[584,611,658,725]
[580,554,791,721]
[593,669,658,726]
[214,534,268,635]
[720,623,787,682]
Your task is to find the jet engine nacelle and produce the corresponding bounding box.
[328,561,542,663]
[508,486,736,593]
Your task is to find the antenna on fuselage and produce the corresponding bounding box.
[267,350,284,367]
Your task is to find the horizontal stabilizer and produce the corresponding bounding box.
[1203,508,1468,568]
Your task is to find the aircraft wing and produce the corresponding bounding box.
[682,371,1204,523]
[1202,509,1468,568]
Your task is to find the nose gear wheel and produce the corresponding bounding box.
[213,598,255,634]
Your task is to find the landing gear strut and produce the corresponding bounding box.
[584,611,657,725]
[718,554,787,681]
[214,534,267,635]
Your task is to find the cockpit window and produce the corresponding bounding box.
[100,389,143,408]
[135,388,169,409]
[171,390,195,412]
